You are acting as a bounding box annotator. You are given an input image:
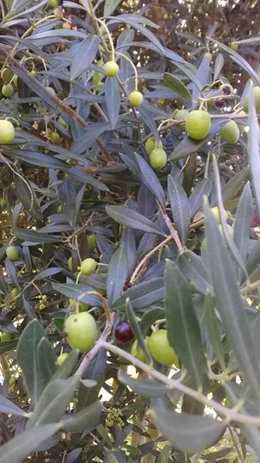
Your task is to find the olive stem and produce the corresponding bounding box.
[129,235,172,284]
[75,313,115,377]
[100,341,260,427]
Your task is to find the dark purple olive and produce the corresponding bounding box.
[222,86,232,95]
[215,99,226,108]
[114,321,134,344]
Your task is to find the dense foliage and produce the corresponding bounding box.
[0,0,259,462]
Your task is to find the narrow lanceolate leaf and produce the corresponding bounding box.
[52,283,101,307]
[62,400,102,433]
[0,423,60,463]
[204,203,260,400]
[247,84,260,214]
[165,260,206,385]
[192,52,212,105]
[134,153,166,208]
[0,395,29,417]
[107,245,128,304]
[70,36,100,80]
[178,250,212,295]
[112,278,164,311]
[106,205,165,236]
[105,77,121,128]
[167,174,191,244]
[163,73,192,100]
[151,397,226,454]
[209,38,260,85]
[125,298,151,361]
[233,182,253,264]
[118,370,167,398]
[26,377,79,428]
[16,319,49,404]
[37,338,56,384]
[203,294,226,369]
[189,178,212,217]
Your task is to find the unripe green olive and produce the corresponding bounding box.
[58,117,68,128]
[2,84,14,98]
[149,148,167,170]
[243,86,260,113]
[145,136,160,155]
[147,329,179,367]
[220,120,240,144]
[128,90,143,107]
[50,131,60,144]
[0,198,7,207]
[56,352,69,366]
[47,0,58,7]
[0,120,15,144]
[174,109,189,130]
[103,61,119,77]
[130,337,149,363]
[230,41,238,51]
[186,110,211,140]
[0,332,11,342]
[62,22,72,30]
[64,312,98,353]
[46,86,56,96]
[210,206,229,224]
[6,246,20,261]
[80,257,97,275]
[87,233,97,251]
[1,68,14,84]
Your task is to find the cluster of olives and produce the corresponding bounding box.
[102,60,144,107]
[144,136,167,170]
[0,68,17,99]
[115,320,179,368]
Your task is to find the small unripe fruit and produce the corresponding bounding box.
[210,207,228,224]
[0,332,11,342]
[114,321,134,344]
[204,52,212,61]
[46,86,56,96]
[0,198,7,207]
[145,136,156,154]
[30,69,37,77]
[87,233,97,251]
[103,61,119,78]
[149,148,167,170]
[147,329,179,367]
[58,117,68,128]
[220,120,239,144]
[11,287,20,299]
[2,84,14,98]
[0,120,15,144]
[243,86,260,113]
[130,338,149,363]
[69,299,90,312]
[185,110,211,140]
[62,22,72,30]
[1,68,14,84]
[80,257,97,275]
[64,312,97,353]
[57,352,69,366]
[174,109,189,129]
[50,131,60,144]
[128,90,143,107]
[6,246,20,261]
[47,0,58,7]
[230,41,238,51]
